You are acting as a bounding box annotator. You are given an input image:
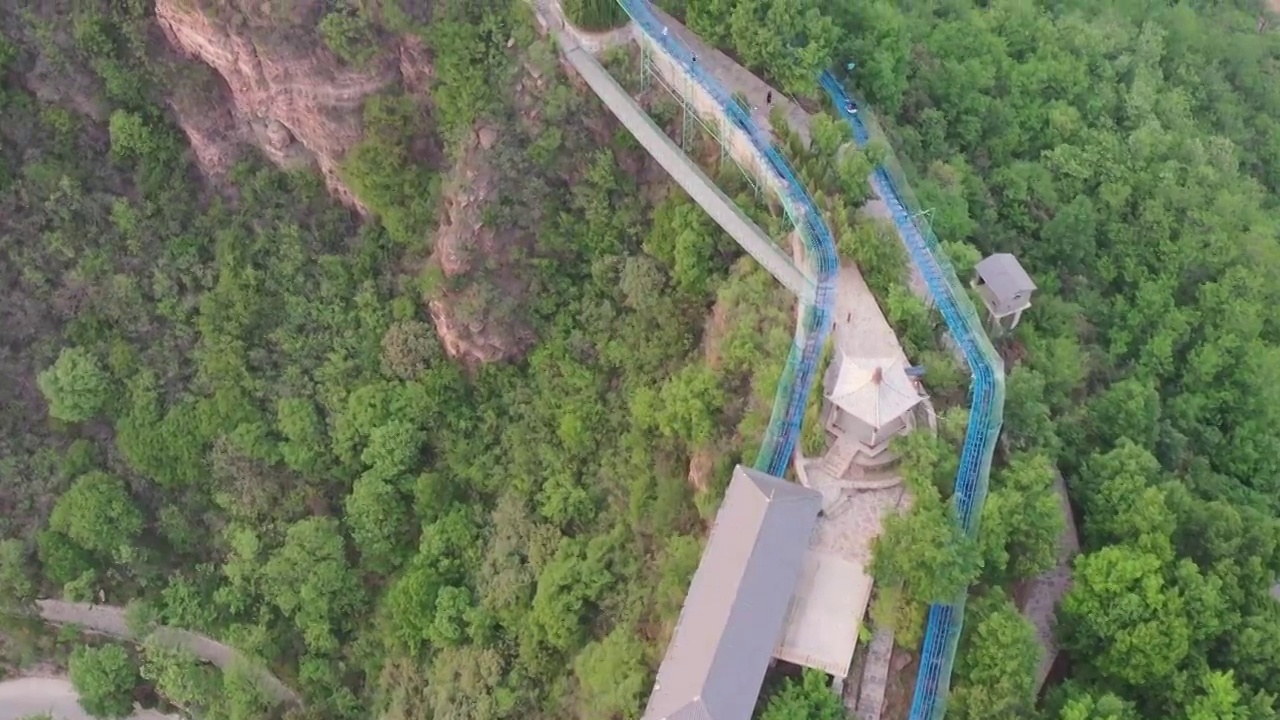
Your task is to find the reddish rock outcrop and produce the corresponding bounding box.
[426,123,537,366]
[155,0,405,210]
[166,67,246,177]
[151,4,626,367]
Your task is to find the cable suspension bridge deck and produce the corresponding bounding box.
[562,44,814,302]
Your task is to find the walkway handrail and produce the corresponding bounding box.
[820,69,1006,720]
[613,0,839,478]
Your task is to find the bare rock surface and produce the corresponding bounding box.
[1015,471,1082,692]
[427,124,536,366]
[155,0,409,209]
[165,67,247,177]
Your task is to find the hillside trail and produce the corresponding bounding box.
[34,600,300,706]
[0,676,179,720]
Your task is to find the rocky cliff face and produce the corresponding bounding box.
[152,4,614,367]
[427,122,537,365]
[155,0,412,211]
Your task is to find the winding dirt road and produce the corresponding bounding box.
[35,600,299,706]
[0,676,178,720]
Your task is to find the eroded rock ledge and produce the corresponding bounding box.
[155,0,415,211]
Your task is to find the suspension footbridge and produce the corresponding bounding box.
[534,0,839,478]
[561,45,814,300]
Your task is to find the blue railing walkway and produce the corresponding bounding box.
[613,0,839,478]
[820,70,1007,720]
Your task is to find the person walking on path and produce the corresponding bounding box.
[766,90,773,105]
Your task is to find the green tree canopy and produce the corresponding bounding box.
[69,644,140,719]
[318,10,380,66]
[979,452,1064,583]
[759,668,848,720]
[572,627,650,720]
[871,482,981,603]
[1059,546,1191,687]
[947,593,1041,720]
[139,641,219,714]
[344,471,412,573]
[37,346,110,423]
[1052,686,1140,720]
[0,538,34,609]
[262,517,365,653]
[49,471,143,561]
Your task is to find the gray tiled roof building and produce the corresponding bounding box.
[973,253,1037,329]
[641,465,822,720]
[974,253,1036,312]
[974,253,1036,304]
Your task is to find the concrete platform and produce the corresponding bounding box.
[776,547,870,677]
[774,456,908,681]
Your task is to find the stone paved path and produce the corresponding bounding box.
[1016,471,1080,691]
[809,477,905,567]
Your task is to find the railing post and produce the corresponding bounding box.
[682,72,693,152]
[639,35,651,93]
[720,115,729,167]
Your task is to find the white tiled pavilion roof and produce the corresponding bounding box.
[828,355,921,430]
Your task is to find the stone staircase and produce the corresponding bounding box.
[855,444,898,471]
[821,439,858,477]
[845,465,902,491]
[854,624,896,720]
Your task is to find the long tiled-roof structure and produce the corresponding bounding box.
[642,466,822,720]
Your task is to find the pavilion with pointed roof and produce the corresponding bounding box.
[824,352,923,450]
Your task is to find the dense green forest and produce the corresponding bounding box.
[3,0,1280,717]
[0,0,822,717]
[670,0,1280,717]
